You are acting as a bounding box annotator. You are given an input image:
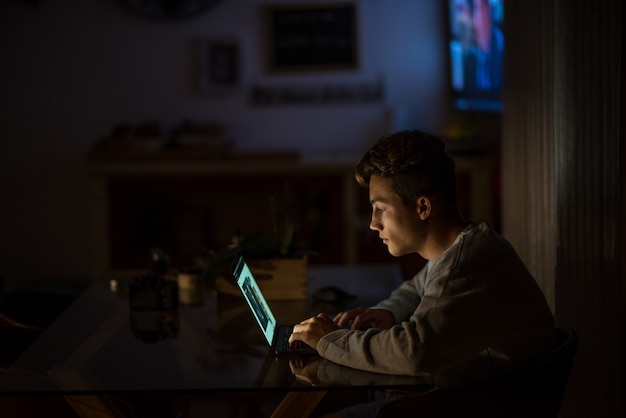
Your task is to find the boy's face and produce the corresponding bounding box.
[368,175,424,257]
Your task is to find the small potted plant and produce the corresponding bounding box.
[202,215,311,300]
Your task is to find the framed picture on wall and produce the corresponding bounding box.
[262,2,359,73]
[197,38,240,93]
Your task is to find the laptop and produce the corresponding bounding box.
[230,254,317,355]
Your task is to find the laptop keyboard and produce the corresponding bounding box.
[276,326,313,351]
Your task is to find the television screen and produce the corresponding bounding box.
[447,0,504,112]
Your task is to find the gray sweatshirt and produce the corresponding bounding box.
[316,221,556,380]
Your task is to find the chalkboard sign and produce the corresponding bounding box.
[263,3,358,72]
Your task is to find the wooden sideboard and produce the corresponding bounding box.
[87,153,498,281]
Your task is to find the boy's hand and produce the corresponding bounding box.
[289,313,340,349]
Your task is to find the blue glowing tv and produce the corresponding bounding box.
[447,0,504,112]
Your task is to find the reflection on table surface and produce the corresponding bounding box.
[287,357,433,388]
[0,264,433,394]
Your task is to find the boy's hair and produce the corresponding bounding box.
[355,130,457,208]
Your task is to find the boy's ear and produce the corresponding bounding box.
[416,196,431,220]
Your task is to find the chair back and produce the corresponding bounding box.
[376,327,578,418]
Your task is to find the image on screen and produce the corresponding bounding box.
[448,0,504,112]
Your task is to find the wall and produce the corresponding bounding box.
[0,0,460,285]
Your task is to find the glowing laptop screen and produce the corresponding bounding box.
[232,256,277,346]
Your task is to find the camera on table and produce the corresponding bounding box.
[129,273,179,310]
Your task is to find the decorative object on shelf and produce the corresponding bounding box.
[196,38,240,95]
[171,119,232,149]
[121,0,222,21]
[250,78,384,106]
[262,2,359,73]
[87,119,234,161]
